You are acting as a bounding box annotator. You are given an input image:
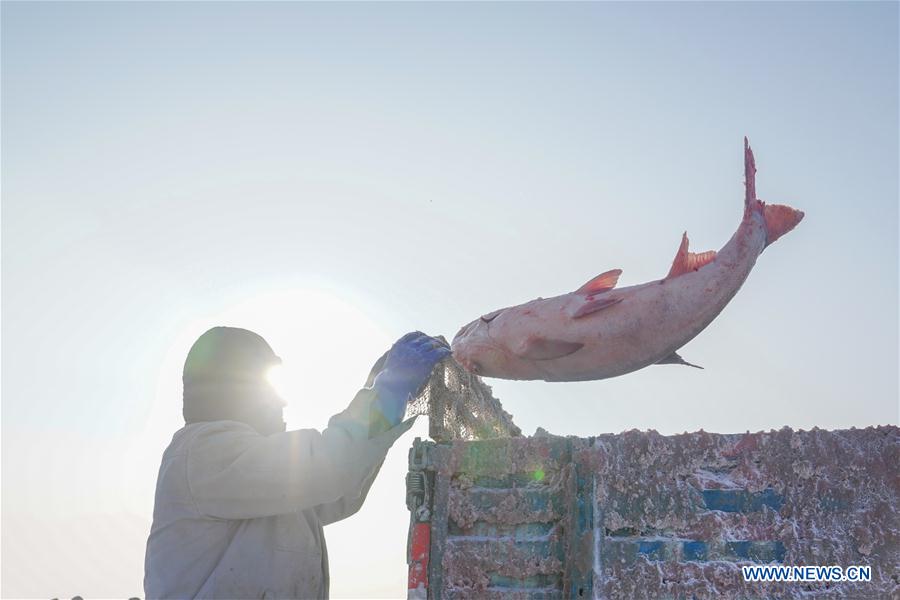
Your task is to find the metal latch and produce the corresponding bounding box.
[406,438,432,519]
[409,437,431,471]
[406,471,425,512]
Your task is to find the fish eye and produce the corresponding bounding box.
[480,309,502,323]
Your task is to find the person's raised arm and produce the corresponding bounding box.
[186,332,449,520]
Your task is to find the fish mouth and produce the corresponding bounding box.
[452,350,473,372]
[450,338,482,374]
[449,331,470,371]
[451,320,502,375]
[453,350,486,377]
[451,319,480,347]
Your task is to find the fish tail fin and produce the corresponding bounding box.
[744,136,757,219]
[744,137,805,247]
[761,203,804,246]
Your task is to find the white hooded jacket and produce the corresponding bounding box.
[144,387,414,599]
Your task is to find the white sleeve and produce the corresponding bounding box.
[313,455,385,526]
[185,388,414,520]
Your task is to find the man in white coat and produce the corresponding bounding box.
[144,327,450,599]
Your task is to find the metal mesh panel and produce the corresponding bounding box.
[406,357,521,442]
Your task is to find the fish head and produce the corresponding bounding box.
[451,312,516,378]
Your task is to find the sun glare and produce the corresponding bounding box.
[219,289,393,427]
[266,364,288,399]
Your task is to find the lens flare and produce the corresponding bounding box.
[266,364,288,399]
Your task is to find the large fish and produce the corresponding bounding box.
[452,138,804,381]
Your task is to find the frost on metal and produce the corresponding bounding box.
[589,426,898,599]
[426,436,577,599]
[412,426,899,599]
[407,357,521,442]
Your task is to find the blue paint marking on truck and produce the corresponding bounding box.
[636,541,666,560]
[682,541,708,561]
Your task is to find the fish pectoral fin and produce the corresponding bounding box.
[656,351,703,369]
[666,232,717,279]
[515,336,584,361]
[575,269,622,295]
[572,296,622,319]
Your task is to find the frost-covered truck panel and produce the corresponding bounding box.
[405,426,898,599]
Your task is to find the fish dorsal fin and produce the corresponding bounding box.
[666,232,717,279]
[575,269,622,295]
[656,351,703,369]
[515,336,584,361]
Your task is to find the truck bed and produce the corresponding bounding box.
[405,426,898,599]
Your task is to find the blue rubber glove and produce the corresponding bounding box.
[370,331,451,429]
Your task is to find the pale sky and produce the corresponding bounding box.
[2,2,897,598]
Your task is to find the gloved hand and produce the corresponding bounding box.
[370,331,451,430]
